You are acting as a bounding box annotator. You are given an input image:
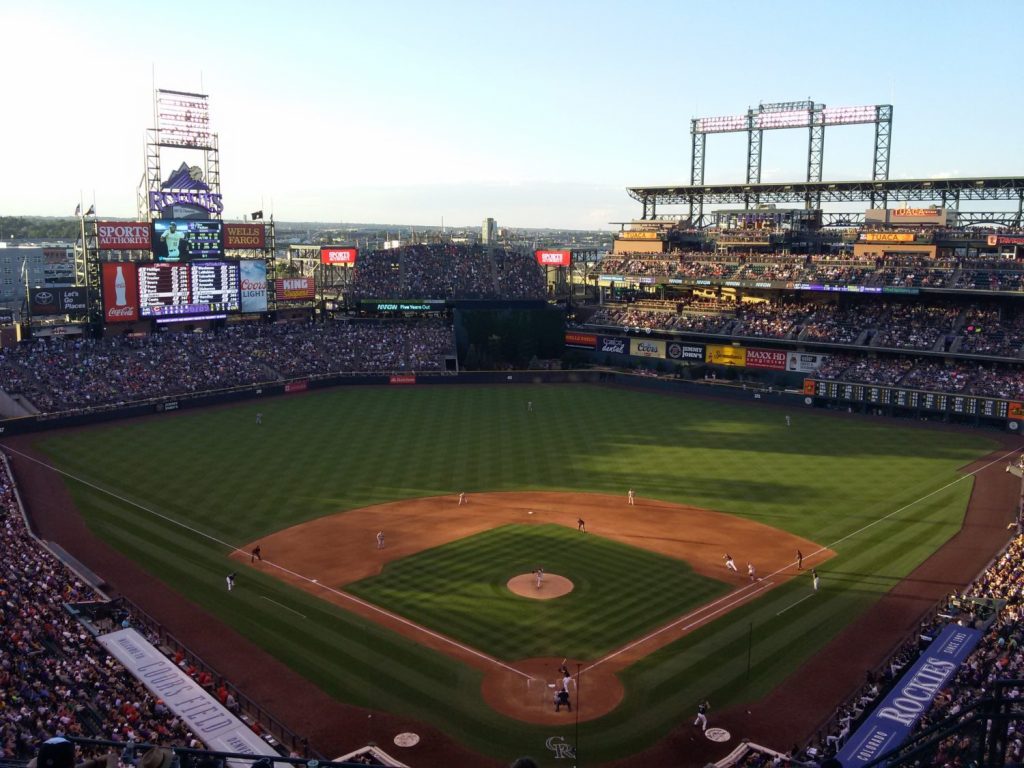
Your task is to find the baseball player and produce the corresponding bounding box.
[527,401,533,412]
[226,572,236,592]
[577,517,586,533]
[458,492,467,506]
[250,545,262,563]
[627,488,635,506]
[747,562,756,582]
[724,554,738,573]
[535,567,544,589]
[796,549,804,570]
[694,699,709,731]
[255,412,262,425]
[376,531,385,550]
[785,415,791,427]
[812,568,820,592]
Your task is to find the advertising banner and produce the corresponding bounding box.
[788,353,827,373]
[862,232,915,243]
[837,624,981,768]
[97,629,272,762]
[102,262,139,324]
[0,309,14,325]
[746,348,788,371]
[630,338,665,359]
[706,344,746,367]
[275,277,315,301]
[535,250,571,267]
[223,223,266,250]
[988,234,1024,247]
[599,336,628,355]
[389,375,416,385]
[30,287,87,315]
[565,331,597,349]
[803,379,817,395]
[666,341,705,361]
[284,379,309,393]
[239,260,268,313]
[321,247,358,265]
[1009,402,1024,420]
[96,221,152,250]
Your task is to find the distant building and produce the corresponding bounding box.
[482,218,497,245]
[0,244,76,310]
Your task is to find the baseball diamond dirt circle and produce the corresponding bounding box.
[4,417,1021,768]
[235,491,829,724]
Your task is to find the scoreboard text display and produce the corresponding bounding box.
[810,379,1019,420]
[138,261,240,318]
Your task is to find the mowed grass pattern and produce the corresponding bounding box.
[347,524,731,659]
[33,384,998,762]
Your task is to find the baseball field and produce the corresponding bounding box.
[24,383,1001,763]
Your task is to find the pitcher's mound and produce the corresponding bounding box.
[507,573,573,599]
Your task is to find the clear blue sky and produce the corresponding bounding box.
[1,0,1021,229]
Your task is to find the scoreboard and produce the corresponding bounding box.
[810,380,1015,421]
[139,261,240,318]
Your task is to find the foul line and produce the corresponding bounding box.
[776,593,815,617]
[260,596,307,619]
[2,446,531,681]
[6,444,1017,682]
[590,445,1021,670]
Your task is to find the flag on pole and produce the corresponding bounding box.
[74,204,81,217]
[85,204,95,216]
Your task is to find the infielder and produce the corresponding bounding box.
[724,554,738,572]
[458,492,467,506]
[747,562,756,582]
[627,488,635,506]
[376,531,385,550]
[535,567,544,589]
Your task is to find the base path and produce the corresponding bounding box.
[239,491,829,724]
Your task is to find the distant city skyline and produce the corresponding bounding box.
[2,0,1022,229]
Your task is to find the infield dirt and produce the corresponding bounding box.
[236,491,830,724]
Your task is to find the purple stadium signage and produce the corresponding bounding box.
[837,624,981,767]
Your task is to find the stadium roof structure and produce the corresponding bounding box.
[627,176,1024,214]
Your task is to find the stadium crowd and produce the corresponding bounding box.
[348,244,545,300]
[810,533,1024,765]
[0,320,455,415]
[580,297,1024,358]
[0,461,201,760]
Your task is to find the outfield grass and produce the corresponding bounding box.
[34,384,997,762]
[347,523,732,660]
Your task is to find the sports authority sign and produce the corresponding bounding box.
[223,223,266,249]
[535,250,571,267]
[838,624,980,767]
[275,277,315,301]
[101,262,139,323]
[745,348,787,371]
[321,247,358,265]
[97,221,152,250]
